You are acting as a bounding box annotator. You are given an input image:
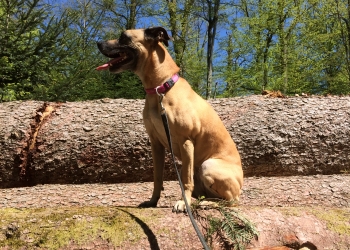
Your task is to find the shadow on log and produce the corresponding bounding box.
[1,95,350,188]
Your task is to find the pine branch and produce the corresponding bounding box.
[191,198,258,249]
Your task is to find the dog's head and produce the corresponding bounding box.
[96,27,172,73]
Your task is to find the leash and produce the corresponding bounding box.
[156,92,210,250]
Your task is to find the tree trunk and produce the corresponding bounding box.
[262,32,273,90]
[283,41,288,93]
[205,0,220,99]
[126,0,137,29]
[166,0,195,72]
[166,0,181,67]
[1,95,350,188]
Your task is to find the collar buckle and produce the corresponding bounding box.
[145,74,179,95]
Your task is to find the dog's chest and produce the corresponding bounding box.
[146,108,168,139]
[143,103,181,156]
[149,111,165,134]
[144,99,167,130]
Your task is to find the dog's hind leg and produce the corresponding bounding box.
[199,158,243,205]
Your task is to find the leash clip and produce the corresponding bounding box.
[156,86,165,112]
[155,86,162,96]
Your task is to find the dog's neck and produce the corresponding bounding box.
[135,43,180,90]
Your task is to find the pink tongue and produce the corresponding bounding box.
[96,63,109,71]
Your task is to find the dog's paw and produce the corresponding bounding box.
[172,200,187,213]
[138,200,158,208]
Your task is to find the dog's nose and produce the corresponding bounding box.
[96,41,103,48]
[97,41,109,50]
[97,41,108,53]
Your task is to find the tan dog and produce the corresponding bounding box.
[96,27,243,212]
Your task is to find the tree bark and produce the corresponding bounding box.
[1,95,350,188]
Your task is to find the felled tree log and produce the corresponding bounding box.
[0,95,349,188]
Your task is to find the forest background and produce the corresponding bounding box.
[1,0,350,102]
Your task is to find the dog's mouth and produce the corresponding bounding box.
[96,39,138,73]
[96,51,130,71]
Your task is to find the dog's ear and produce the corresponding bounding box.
[145,27,172,47]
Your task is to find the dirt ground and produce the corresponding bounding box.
[0,174,350,249]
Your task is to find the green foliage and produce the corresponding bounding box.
[160,0,208,94]
[1,0,350,102]
[221,0,350,96]
[0,0,145,102]
[111,71,145,99]
[0,0,74,101]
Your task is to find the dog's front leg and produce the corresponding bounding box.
[172,139,194,213]
[139,139,165,208]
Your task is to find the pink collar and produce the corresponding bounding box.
[145,74,179,95]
